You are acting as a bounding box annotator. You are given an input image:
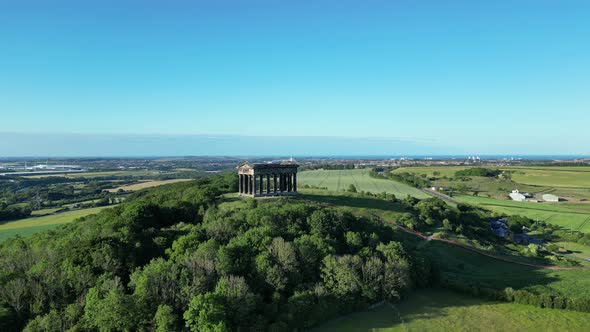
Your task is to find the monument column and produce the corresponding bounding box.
[246,175,250,195]
[238,174,242,194]
[287,173,292,192]
[252,175,256,195]
[283,174,287,191]
[273,174,277,194]
[259,175,263,195]
[293,173,297,192]
[266,174,270,194]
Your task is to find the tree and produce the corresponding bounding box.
[130,258,180,313]
[155,305,178,332]
[184,293,228,332]
[83,276,138,331]
[347,184,357,193]
[184,276,258,331]
[321,255,363,299]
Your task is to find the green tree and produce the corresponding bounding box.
[155,305,178,332]
[83,276,138,332]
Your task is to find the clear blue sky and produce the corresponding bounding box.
[1,0,589,156]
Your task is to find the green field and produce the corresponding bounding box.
[0,206,112,242]
[455,195,590,232]
[392,166,471,177]
[298,169,430,198]
[506,167,590,188]
[315,289,590,331]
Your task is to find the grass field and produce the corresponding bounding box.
[505,167,590,188]
[298,169,430,198]
[455,195,590,232]
[105,179,193,192]
[392,166,470,177]
[0,206,112,243]
[315,289,590,331]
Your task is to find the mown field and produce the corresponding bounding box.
[316,289,590,331]
[0,206,112,242]
[298,169,430,198]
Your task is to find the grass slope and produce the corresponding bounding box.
[315,289,590,331]
[298,169,429,198]
[0,206,112,242]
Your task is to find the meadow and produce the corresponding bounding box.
[298,169,430,198]
[315,289,590,331]
[0,206,112,242]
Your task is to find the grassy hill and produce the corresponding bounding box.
[315,289,590,331]
[0,206,112,242]
[298,169,430,198]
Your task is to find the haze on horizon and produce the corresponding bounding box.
[1,0,589,156]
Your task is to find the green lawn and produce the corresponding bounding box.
[298,169,430,198]
[0,206,112,242]
[315,289,590,331]
[455,195,590,232]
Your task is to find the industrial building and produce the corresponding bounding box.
[542,194,560,202]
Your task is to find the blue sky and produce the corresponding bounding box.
[1,0,589,156]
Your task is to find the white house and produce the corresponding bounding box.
[509,189,532,202]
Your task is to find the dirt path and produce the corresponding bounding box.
[298,197,587,271]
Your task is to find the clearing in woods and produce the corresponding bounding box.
[314,289,590,331]
[297,169,429,198]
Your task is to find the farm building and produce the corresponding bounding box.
[509,189,533,202]
[542,194,560,202]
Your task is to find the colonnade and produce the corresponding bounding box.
[238,172,297,196]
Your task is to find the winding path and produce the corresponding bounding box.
[299,198,587,271]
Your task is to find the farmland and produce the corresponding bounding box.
[0,206,112,242]
[455,195,590,232]
[105,178,193,192]
[506,167,590,188]
[298,169,430,198]
[392,166,590,234]
[315,289,590,332]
